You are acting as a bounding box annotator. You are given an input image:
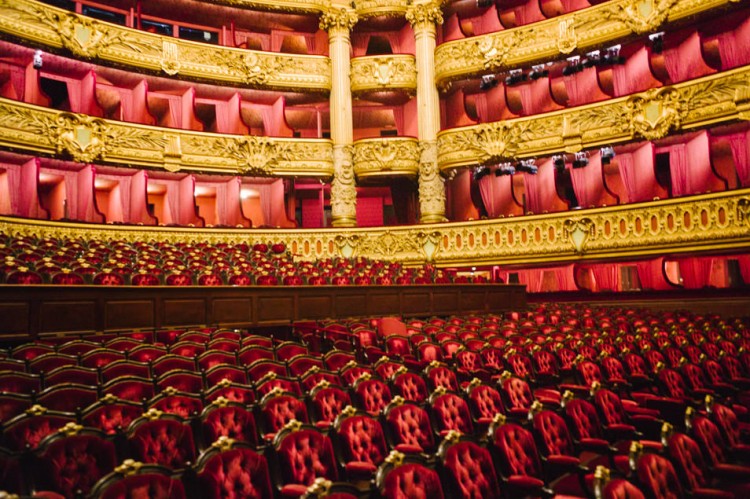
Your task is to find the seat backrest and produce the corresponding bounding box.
[691,416,729,466]
[336,413,388,468]
[128,416,196,469]
[275,426,338,487]
[491,423,543,479]
[91,463,186,499]
[200,402,258,448]
[593,389,628,426]
[195,444,272,499]
[425,365,458,392]
[441,439,502,499]
[311,385,351,427]
[532,410,576,457]
[602,479,646,499]
[711,403,742,448]
[565,399,604,441]
[385,403,435,453]
[666,433,711,492]
[500,377,534,412]
[355,378,393,416]
[261,393,309,436]
[636,453,683,499]
[392,372,429,404]
[379,460,445,499]
[81,397,144,436]
[467,384,503,421]
[430,392,473,435]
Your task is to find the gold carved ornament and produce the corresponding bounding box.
[319,6,358,32]
[331,145,357,224]
[352,138,420,176]
[418,141,447,223]
[219,136,286,176]
[603,0,681,35]
[350,56,417,93]
[405,1,444,28]
[48,113,110,163]
[626,88,683,141]
[563,218,596,255]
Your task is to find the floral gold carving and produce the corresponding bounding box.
[405,1,444,29]
[331,145,357,227]
[49,113,109,163]
[352,138,420,178]
[222,136,285,176]
[418,141,447,224]
[161,40,181,76]
[557,18,577,54]
[319,6,358,32]
[627,88,682,140]
[355,0,408,19]
[350,55,417,94]
[564,218,596,254]
[604,0,680,35]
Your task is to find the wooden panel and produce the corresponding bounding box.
[40,301,96,333]
[0,302,29,335]
[433,291,459,313]
[335,293,367,316]
[460,290,487,312]
[368,292,401,315]
[212,298,252,325]
[105,300,155,330]
[258,296,295,322]
[401,291,431,315]
[163,299,206,326]
[298,295,333,320]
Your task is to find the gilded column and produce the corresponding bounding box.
[407,0,446,223]
[320,4,358,227]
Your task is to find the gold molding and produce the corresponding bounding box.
[2,189,749,266]
[437,65,750,171]
[0,98,334,177]
[352,137,420,179]
[350,55,417,95]
[355,0,409,19]
[434,0,740,88]
[202,0,328,14]
[0,0,330,91]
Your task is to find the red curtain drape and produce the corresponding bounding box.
[738,255,750,284]
[356,196,384,227]
[214,93,248,135]
[477,174,499,218]
[726,130,750,186]
[517,269,544,293]
[662,31,713,83]
[390,181,418,225]
[636,258,672,290]
[617,142,657,202]
[569,150,604,208]
[94,172,132,223]
[612,44,659,96]
[591,264,621,292]
[129,170,154,225]
[678,257,714,289]
[717,16,750,69]
[523,158,559,214]
[3,158,45,218]
[667,131,713,197]
[214,177,243,227]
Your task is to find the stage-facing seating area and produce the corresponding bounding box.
[1,305,749,498]
[0,233,485,286]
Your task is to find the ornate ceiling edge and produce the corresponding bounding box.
[437,64,750,170]
[352,137,420,179]
[0,0,331,91]
[0,98,334,177]
[434,0,739,86]
[350,55,417,94]
[355,0,409,19]
[202,0,328,14]
[3,188,749,267]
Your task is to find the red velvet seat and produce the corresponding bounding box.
[147,389,204,419]
[34,426,117,499]
[27,353,78,375]
[300,368,342,392]
[273,423,339,498]
[81,396,144,436]
[275,342,309,362]
[36,384,99,413]
[247,359,288,381]
[203,380,256,405]
[80,349,126,369]
[429,390,474,436]
[89,462,186,499]
[439,435,503,499]
[710,403,750,460]
[44,365,99,387]
[259,390,309,441]
[194,439,272,499]
[339,363,374,386]
[691,416,750,483]
[634,453,684,499]
[424,363,459,392]
[0,392,32,425]
[383,398,436,454]
[334,409,388,484]
[206,339,240,353]
[200,398,258,448]
[376,452,445,499]
[324,351,357,372]
[391,371,429,404]
[354,376,393,416]
[255,373,302,397]
[454,350,490,383]
[11,343,54,362]
[129,345,169,364]
[197,350,237,371]
[156,370,204,393]
[238,345,275,365]
[309,383,351,429]
[593,388,662,443]
[127,411,196,470]
[599,477,646,499]
[151,355,196,378]
[101,376,155,403]
[205,364,248,386]
[2,408,76,451]
[57,340,100,356]
[666,432,734,498]
[288,355,325,377]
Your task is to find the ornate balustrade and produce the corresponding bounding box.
[350,55,417,95]
[352,137,420,179]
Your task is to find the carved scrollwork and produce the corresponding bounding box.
[355,0,409,18]
[49,113,110,163]
[161,40,181,76]
[603,0,680,35]
[221,136,286,176]
[352,138,420,178]
[626,88,683,141]
[331,145,357,227]
[319,6,358,32]
[350,55,417,94]
[405,0,444,29]
[563,218,596,254]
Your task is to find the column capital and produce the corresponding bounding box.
[320,6,359,32]
[406,0,444,30]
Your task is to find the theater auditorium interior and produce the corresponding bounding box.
[1,0,750,497]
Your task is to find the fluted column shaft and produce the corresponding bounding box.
[407,0,446,224]
[321,6,358,227]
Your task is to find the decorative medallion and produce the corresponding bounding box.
[564,218,595,254]
[626,88,682,140]
[49,113,109,163]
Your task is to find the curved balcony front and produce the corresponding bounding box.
[352,137,420,180]
[350,55,417,98]
[0,0,331,91]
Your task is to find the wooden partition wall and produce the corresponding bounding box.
[0,284,526,339]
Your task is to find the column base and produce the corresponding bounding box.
[332,216,357,228]
[420,213,447,224]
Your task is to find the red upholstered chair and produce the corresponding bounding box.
[391,370,429,404]
[203,380,256,406]
[710,403,750,460]
[506,353,536,381]
[324,351,357,372]
[57,340,100,356]
[206,339,240,353]
[127,410,196,470]
[490,421,556,498]
[353,375,392,416]
[259,389,309,441]
[429,389,474,437]
[454,349,490,383]
[622,352,654,389]
[564,398,630,473]
[424,362,459,392]
[339,363,374,386]
[273,422,339,498]
[238,345,275,365]
[288,355,325,377]
[0,392,31,424]
[375,452,445,499]
[598,477,646,499]
[33,426,117,499]
[129,344,169,364]
[5,269,43,284]
[275,342,309,362]
[465,381,504,429]
[247,360,288,381]
[300,368,341,392]
[81,395,144,436]
[11,343,54,362]
[147,389,204,419]
[35,384,99,413]
[0,371,41,394]
[131,272,160,286]
[498,375,539,419]
[194,438,273,499]
[44,365,99,387]
[101,376,155,403]
[383,397,436,454]
[438,434,503,499]
[256,373,302,398]
[333,407,388,485]
[719,355,750,390]
[593,387,662,444]
[151,355,196,378]
[532,348,562,386]
[89,461,186,499]
[198,350,237,371]
[156,370,204,393]
[80,349,126,369]
[199,398,258,448]
[666,432,734,498]
[2,407,76,451]
[634,453,684,499]
[0,446,25,495]
[204,364,247,387]
[169,341,206,358]
[415,342,444,366]
[92,271,125,285]
[309,382,351,429]
[28,353,78,374]
[690,416,750,482]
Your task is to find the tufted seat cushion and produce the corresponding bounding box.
[338,414,388,479]
[197,447,272,499]
[262,395,308,440]
[356,379,393,416]
[3,414,74,451]
[130,419,196,469]
[392,373,429,404]
[636,453,682,499]
[443,440,502,499]
[202,405,258,447]
[431,393,473,436]
[425,366,459,392]
[385,404,435,454]
[97,473,186,499]
[602,479,646,499]
[37,434,117,498]
[82,403,142,436]
[311,386,351,428]
[382,462,444,499]
[492,423,546,495]
[276,428,338,498]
